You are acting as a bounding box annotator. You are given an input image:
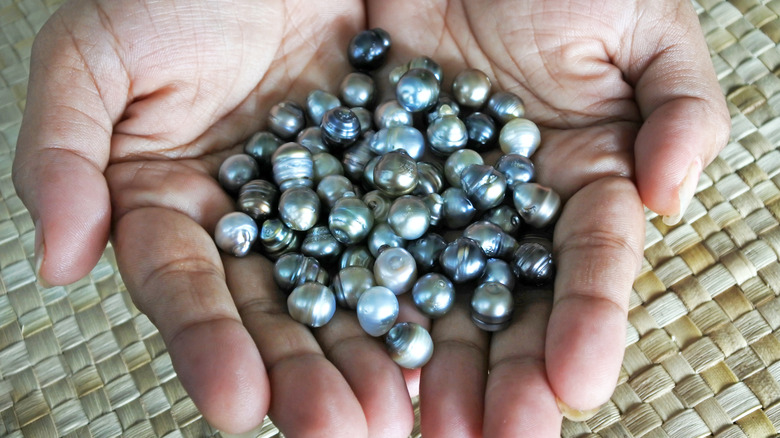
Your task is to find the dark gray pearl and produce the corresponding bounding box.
[413,161,445,196]
[463,221,518,259]
[499,118,541,158]
[321,106,361,150]
[396,68,440,112]
[374,247,417,295]
[427,105,468,156]
[288,282,336,328]
[482,205,523,235]
[302,226,342,263]
[479,258,516,291]
[495,154,535,186]
[338,246,375,270]
[421,193,444,227]
[387,195,430,240]
[362,190,392,223]
[237,179,278,222]
[339,72,376,108]
[272,142,313,191]
[342,132,377,182]
[312,152,344,184]
[460,164,507,211]
[426,95,460,124]
[273,253,328,292]
[485,91,525,124]
[441,187,476,229]
[351,107,374,133]
[412,273,455,318]
[512,236,554,285]
[407,233,447,272]
[369,126,425,160]
[328,193,375,245]
[374,100,413,129]
[244,131,282,169]
[347,28,392,71]
[268,101,306,140]
[452,69,491,108]
[219,154,260,194]
[444,149,484,188]
[306,89,341,126]
[464,112,498,151]
[278,186,320,232]
[439,237,487,283]
[373,150,418,198]
[512,182,561,228]
[296,127,329,155]
[357,286,399,336]
[368,222,405,258]
[214,212,258,257]
[385,322,434,369]
[317,175,354,209]
[362,155,382,190]
[407,56,443,83]
[332,266,375,309]
[259,218,301,260]
[471,282,514,331]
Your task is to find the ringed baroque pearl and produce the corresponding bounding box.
[441,187,477,229]
[499,118,541,158]
[357,286,399,336]
[236,179,278,222]
[339,72,376,108]
[479,258,516,290]
[369,126,426,160]
[495,154,535,186]
[244,131,282,170]
[385,322,434,369]
[374,100,413,129]
[296,126,329,154]
[374,247,417,295]
[278,186,320,232]
[316,175,354,209]
[347,28,392,71]
[267,101,306,140]
[218,154,260,194]
[482,205,523,235]
[273,253,329,293]
[287,282,337,328]
[485,91,525,124]
[396,68,440,112]
[512,182,561,229]
[444,149,484,188]
[407,233,447,272]
[342,133,377,181]
[464,112,498,151]
[338,245,375,270]
[362,190,392,223]
[259,218,300,260]
[373,150,419,197]
[412,273,455,318]
[302,226,342,263]
[312,152,344,184]
[452,68,492,108]
[512,235,555,285]
[214,212,258,257]
[367,223,405,258]
[439,237,487,283]
[306,89,341,126]
[272,142,313,191]
[427,105,468,156]
[387,195,430,241]
[470,282,514,331]
[328,193,375,245]
[321,106,361,150]
[463,221,518,259]
[460,164,507,211]
[413,161,445,196]
[332,266,376,309]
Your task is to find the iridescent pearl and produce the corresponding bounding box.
[369,126,426,160]
[387,195,430,241]
[485,91,525,124]
[407,56,443,83]
[342,133,377,182]
[464,112,498,151]
[272,143,313,191]
[296,127,329,155]
[499,118,541,158]
[495,154,535,186]
[287,282,336,328]
[273,253,328,292]
[512,182,561,228]
[259,218,301,260]
[351,107,374,133]
[427,105,468,156]
[412,273,455,318]
[237,179,278,222]
[471,282,514,331]
[357,286,399,336]
[362,155,382,190]
[374,100,413,129]
[362,190,392,223]
[444,149,484,188]
[214,212,258,257]
[219,154,260,194]
[317,175,354,209]
[441,187,476,229]
[396,68,440,112]
[385,322,434,369]
[331,266,375,309]
[278,186,320,231]
[302,226,342,263]
[338,246,375,270]
[347,28,392,71]
[482,205,523,235]
[460,164,507,211]
[312,152,344,184]
[374,247,417,295]
[452,69,491,108]
[463,221,518,259]
[368,223,405,258]
[244,131,282,170]
[321,106,361,150]
[512,236,555,285]
[421,193,444,227]
[306,89,341,126]
[413,161,445,196]
[439,237,487,283]
[267,101,306,140]
[328,193,375,245]
[407,233,447,272]
[479,258,516,290]
[373,150,419,197]
[426,95,460,124]
[339,72,376,108]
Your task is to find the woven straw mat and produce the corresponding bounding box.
[3,0,780,436]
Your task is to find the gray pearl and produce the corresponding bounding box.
[351,107,374,133]
[387,195,430,241]
[388,64,409,87]
[244,131,282,169]
[357,286,399,337]
[479,259,516,291]
[407,233,447,272]
[412,273,455,318]
[413,161,445,196]
[328,193,375,245]
[444,149,484,188]
[237,179,278,222]
[306,89,341,126]
[499,118,541,158]
[317,175,354,209]
[342,133,377,182]
[362,155,382,190]
[482,205,523,235]
[426,95,460,124]
[278,186,320,231]
[312,152,344,185]
[463,221,518,259]
[362,190,392,223]
[274,253,328,292]
[268,101,306,140]
[385,322,434,369]
[374,247,417,295]
[464,112,498,151]
[259,218,301,260]
[471,282,514,331]
[460,164,507,211]
[338,246,375,270]
[439,237,487,283]
[214,212,258,257]
[302,226,342,263]
[441,187,477,229]
[321,106,361,150]
[374,100,413,129]
[486,91,525,124]
[396,68,440,112]
[512,182,561,228]
[219,154,260,194]
[296,127,329,155]
[452,69,492,108]
[373,150,418,198]
[495,154,535,186]
[512,236,554,285]
[339,72,376,108]
[272,142,313,192]
[287,282,336,328]
[427,106,468,156]
[407,56,443,83]
[421,193,444,227]
[369,126,426,160]
[332,266,375,309]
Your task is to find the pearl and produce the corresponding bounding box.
[218,154,260,194]
[347,28,392,71]
[267,101,306,140]
[374,247,417,295]
[460,164,507,211]
[244,131,282,170]
[328,193,375,245]
[302,226,342,264]
[412,273,455,318]
[427,105,468,156]
[464,112,498,151]
[369,126,426,160]
[362,190,392,223]
[296,127,329,155]
[357,286,399,336]
[342,133,377,181]
[339,72,376,108]
[236,179,278,222]
[444,149,484,188]
[495,154,535,186]
[306,89,341,126]
[311,153,344,185]
[499,118,541,158]
[273,253,329,292]
[387,195,430,241]
[258,218,301,260]
[512,235,555,285]
[321,106,361,150]
[439,237,487,283]
[287,282,336,327]
[421,193,444,227]
[373,150,419,197]
[413,161,445,196]
[367,223,405,258]
[338,245,375,270]
[485,91,525,124]
[482,205,523,235]
[214,212,258,257]
[278,186,320,232]
[331,266,375,309]
[316,175,354,209]
[351,107,374,133]
[512,182,561,228]
[441,187,477,229]
[463,221,518,259]
[385,322,434,369]
[396,68,440,112]
[407,233,447,272]
[471,282,514,331]
[374,100,413,129]
[272,142,314,192]
[479,258,516,290]
[452,68,492,108]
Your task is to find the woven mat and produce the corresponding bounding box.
[2,0,780,437]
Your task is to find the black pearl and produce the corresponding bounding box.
[259,218,301,260]
[296,127,329,154]
[407,233,447,272]
[485,91,525,124]
[342,131,376,182]
[237,179,278,222]
[460,164,507,211]
[441,187,476,229]
[373,150,419,197]
[482,205,523,236]
[267,101,306,140]
[464,112,498,151]
[511,236,554,285]
[439,237,487,283]
[273,253,329,293]
[347,28,392,71]
[374,100,413,129]
[321,106,361,150]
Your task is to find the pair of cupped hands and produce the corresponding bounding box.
[13,0,730,436]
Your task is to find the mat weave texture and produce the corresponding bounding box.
[2,0,780,436]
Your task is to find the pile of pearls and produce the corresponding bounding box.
[214,28,561,369]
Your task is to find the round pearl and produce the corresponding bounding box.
[287,282,336,328]
[387,195,430,241]
[412,273,455,318]
[214,212,258,257]
[452,68,492,108]
[385,322,434,369]
[396,68,440,112]
[374,247,417,294]
[339,72,376,108]
[357,286,399,336]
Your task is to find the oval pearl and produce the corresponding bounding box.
[328,194,375,245]
[460,164,507,211]
[385,322,434,369]
[339,72,376,108]
[512,236,555,285]
[485,91,525,124]
[499,118,541,158]
[479,258,516,290]
[369,126,426,160]
[387,195,430,241]
[317,175,354,209]
[214,212,258,257]
[495,154,535,186]
[237,179,278,222]
[278,186,320,232]
[373,150,419,197]
[512,182,561,228]
[482,205,523,235]
[244,131,282,169]
[273,253,328,292]
[296,127,329,155]
[272,142,313,192]
[302,226,342,263]
[219,154,260,194]
[267,101,306,140]
[259,218,301,260]
[332,266,375,309]
[347,28,392,70]
[413,161,445,196]
[367,223,405,258]
[463,221,518,259]
[374,247,417,295]
[439,237,487,283]
[396,68,440,112]
[407,233,447,272]
[374,100,413,129]
[357,286,399,336]
[338,245,375,270]
[444,149,484,188]
[464,112,498,151]
[471,282,514,331]
[452,68,492,108]
[412,273,455,318]
[321,106,361,150]
[306,89,341,126]
[287,282,336,328]
[441,187,477,229]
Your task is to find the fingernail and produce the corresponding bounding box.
[34,220,51,289]
[663,157,702,226]
[556,397,601,421]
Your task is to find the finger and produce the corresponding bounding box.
[224,254,369,438]
[547,177,644,417]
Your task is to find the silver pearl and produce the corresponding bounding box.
[441,187,476,229]
[296,127,329,155]
[426,95,460,124]
[312,152,344,185]
[460,164,507,211]
[214,212,258,257]
[439,237,487,283]
[464,112,498,151]
[374,100,413,129]
[351,107,374,133]
[463,221,518,259]
[444,149,484,188]
[373,150,418,198]
[512,182,561,228]
[452,69,492,108]
[407,56,443,83]
[369,126,425,160]
[237,179,278,222]
[385,322,434,369]
[328,193,375,245]
[332,266,375,309]
[268,101,306,140]
[339,72,376,108]
[362,190,392,223]
[357,286,399,337]
[272,142,313,191]
[396,68,440,112]
[306,89,341,126]
[362,155,382,190]
[471,282,514,331]
[278,186,320,231]
[342,132,377,182]
[374,247,417,295]
[499,118,541,158]
[387,195,430,241]
[347,28,392,71]
[427,105,468,156]
[486,91,525,124]
[274,253,328,292]
[321,106,361,150]
[338,246,375,270]
[317,175,354,209]
[421,193,444,227]
[482,205,523,235]
[244,131,282,169]
[302,226,342,263]
[259,218,301,260]
[479,258,516,291]
[219,154,260,194]
[412,273,455,318]
[495,154,535,186]
[287,282,336,328]
[407,233,447,272]
[512,236,554,285]
[413,161,445,196]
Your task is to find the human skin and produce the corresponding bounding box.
[12,0,729,436]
